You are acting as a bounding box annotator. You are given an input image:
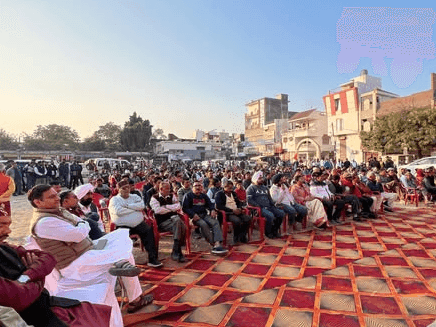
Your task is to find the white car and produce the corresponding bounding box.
[398,156,436,174]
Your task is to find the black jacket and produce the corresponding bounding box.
[215,190,243,213]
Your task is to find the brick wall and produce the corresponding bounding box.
[377,90,434,117]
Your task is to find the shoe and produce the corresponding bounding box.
[384,206,393,212]
[211,246,228,255]
[177,252,187,263]
[127,294,154,313]
[240,235,248,244]
[147,260,163,268]
[171,251,180,262]
[273,230,281,238]
[329,220,340,225]
[109,260,141,277]
[353,217,363,222]
[265,233,276,239]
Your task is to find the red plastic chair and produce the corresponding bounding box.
[217,210,235,246]
[134,181,146,191]
[246,206,266,242]
[146,210,192,255]
[404,188,419,207]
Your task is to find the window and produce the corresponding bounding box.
[322,135,330,145]
[336,119,344,131]
[334,98,341,111]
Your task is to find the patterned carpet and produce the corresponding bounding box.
[122,207,436,327]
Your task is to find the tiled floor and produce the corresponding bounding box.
[122,207,436,327]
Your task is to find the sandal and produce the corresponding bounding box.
[109,260,141,277]
[127,294,154,313]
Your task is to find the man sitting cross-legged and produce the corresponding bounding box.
[109,179,162,268]
[27,185,154,327]
[182,181,228,255]
[0,205,112,327]
[150,181,187,262]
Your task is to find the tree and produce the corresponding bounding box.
[400,107,436,158]
[92,122,122,151]
[80,137,106,151]
[0,129,18,150]
[360,107,436,158]
[152,128,167,140]
[24,124,80,151]
[119,112,153,151]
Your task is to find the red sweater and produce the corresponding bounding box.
[0,243,57,311]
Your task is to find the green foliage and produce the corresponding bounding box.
[152,128,167,140]
[361,107,436,158]
[0,129,18,150]
[24,124,80,151]
[91,122,122,151]
[79,137,106,151]
[119,112,153,151]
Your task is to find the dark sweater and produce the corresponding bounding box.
[215,190,243,213]
[246,184,275,208]
[182,192,214,218]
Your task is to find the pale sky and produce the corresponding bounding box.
[1,1,435,140]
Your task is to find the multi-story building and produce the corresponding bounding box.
[323,69,398,162]
[281,109,334,161]
[244,94,291,155]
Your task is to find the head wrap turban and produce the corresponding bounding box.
[74,183,95,200]
[252,171,263,184]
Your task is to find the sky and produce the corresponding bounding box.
[1,1,435,140]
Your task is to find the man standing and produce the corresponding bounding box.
[24,160,36,191]
[0,163,15,215]
[150,182,187,262]
[46,161,58,183]
[0,206,112,327]
[109,179,162,268]
[182,181,228,254]
[246,171,285,239]
[34,161,47,185]
[69,161,81,189]
[58,159,69,187]
[6,161,23,196]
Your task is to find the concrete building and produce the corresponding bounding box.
[281,109,334,161]
[323,69,398,162]
[244,94,292,155]
[155,140,214,161]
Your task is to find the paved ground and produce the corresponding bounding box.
[9,193,436,327]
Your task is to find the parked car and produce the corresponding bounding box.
[398,156,436,174]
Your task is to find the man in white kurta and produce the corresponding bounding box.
[27,185,149,327]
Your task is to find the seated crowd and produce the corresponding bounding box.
[2,157,433,327]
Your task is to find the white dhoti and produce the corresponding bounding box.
[26,229,142,327]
